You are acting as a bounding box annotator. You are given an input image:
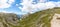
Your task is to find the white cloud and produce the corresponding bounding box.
[45,1,56,9]
[19,0,60,14]
[0,0,15,8]
[16,4,19,6]
[0,11,20,14]
[55,1,60,7]
[0,11,13,13]
[39,0,48,2]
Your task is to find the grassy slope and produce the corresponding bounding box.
[19,7,60,27]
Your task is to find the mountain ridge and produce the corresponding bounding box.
[20,7,60,27]
[0,7,60,27]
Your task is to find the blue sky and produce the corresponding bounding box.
[0,0,22,15]
[0,0,60,15]
[49,0,60,2]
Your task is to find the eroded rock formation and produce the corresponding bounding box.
[0,13,19,27]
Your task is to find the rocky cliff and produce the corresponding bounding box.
[0,13,19,27]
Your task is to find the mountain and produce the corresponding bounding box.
[20,7,60,27]
[0,13,20,27]
[0,7,60,27]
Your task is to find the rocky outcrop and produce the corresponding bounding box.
[0,13,19,27]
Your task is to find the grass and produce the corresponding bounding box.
[0,7,60,27]
[19,8,56,27]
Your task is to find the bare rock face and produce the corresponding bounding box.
[51,13,60,27]
[0,13,19,27]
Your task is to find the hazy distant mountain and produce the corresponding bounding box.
[20,7,60,27]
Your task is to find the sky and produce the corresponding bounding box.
[0,0,60,15]
[0,0,21,15]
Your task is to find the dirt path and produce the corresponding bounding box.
[51,13,60,27]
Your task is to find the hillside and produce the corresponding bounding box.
[20,7,60,27]
[0,7,60,27]
[0,13,20,27]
